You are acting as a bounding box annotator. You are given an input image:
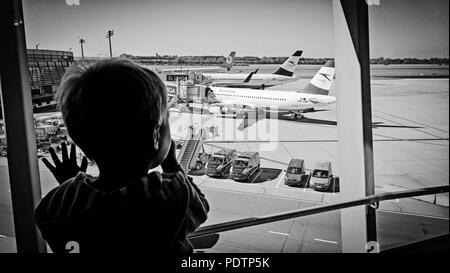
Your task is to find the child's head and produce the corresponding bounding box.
[57,58,171,175]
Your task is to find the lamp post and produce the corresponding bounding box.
[35,43,39,50]
[106,30,114,58]
[79,38,85,60]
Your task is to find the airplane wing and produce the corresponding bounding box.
[212,102,259,110]
[243,69,259,83]
[211,83,276,89]
[209,69,282,89]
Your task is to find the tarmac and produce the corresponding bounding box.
[170,78,449,206]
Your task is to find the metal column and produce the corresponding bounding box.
[0,0,46,253]
[333,0,377,252]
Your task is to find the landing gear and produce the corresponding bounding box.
[290,113,304,120]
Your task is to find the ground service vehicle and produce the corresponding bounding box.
[230,152,260,181]
[205,148,237,177]
[309,161,334,191]
[284,158,309,187]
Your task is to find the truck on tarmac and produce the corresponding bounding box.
[230,152,260,181]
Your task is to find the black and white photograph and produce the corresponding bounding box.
[0,0,448,265]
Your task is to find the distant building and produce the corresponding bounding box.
[0,49,74,118]
[27,49,74,112]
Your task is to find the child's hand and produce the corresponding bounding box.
[161,140,182,173]
[42,142,88,184]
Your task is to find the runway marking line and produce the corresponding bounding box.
[314,238,338,244]
[268,231,290,236]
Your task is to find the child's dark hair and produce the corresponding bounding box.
[56,58,167,164]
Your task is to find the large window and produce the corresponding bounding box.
[0,0,447,254]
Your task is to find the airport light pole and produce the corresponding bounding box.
[79,38,85,60]
[106,30,114,58]
[35,43,39,50]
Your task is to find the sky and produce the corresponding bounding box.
[22,0,449,58]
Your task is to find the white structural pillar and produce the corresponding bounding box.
[333,0,377,252]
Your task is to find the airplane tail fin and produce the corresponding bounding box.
[273,50,303,77]
[220,51,236,71]
[301,60,335,96]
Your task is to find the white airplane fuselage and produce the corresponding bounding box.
[209,86,336,112]
[161,66,225,73]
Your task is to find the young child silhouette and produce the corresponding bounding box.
[35,59,209,254]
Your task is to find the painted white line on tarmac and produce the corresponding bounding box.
[249,169,263,184]
[314,238,338,244]
[267,184,325,195]
[220,186,322,203]
[269,231,290,236]
[196,176,210,186]
[199,179,331,204]
[275,172,285,189]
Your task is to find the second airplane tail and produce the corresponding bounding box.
[220,51,236,71]
[273,50,303,77]
[301,60,335,96]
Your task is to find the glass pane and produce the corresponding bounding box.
[0,0,447,254]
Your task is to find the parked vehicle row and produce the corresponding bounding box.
[205,149,261,182]
[192,149,339,192]
[284,159,339,192]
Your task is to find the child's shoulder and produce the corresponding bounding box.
[47,172,92,196]
[35,172,96,221]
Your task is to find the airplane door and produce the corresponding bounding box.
[292,97,300,107]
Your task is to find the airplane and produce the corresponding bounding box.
[206,60,335,120]
[157,51,236,73]
[164,68,259,101]
[202,50,303,89]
